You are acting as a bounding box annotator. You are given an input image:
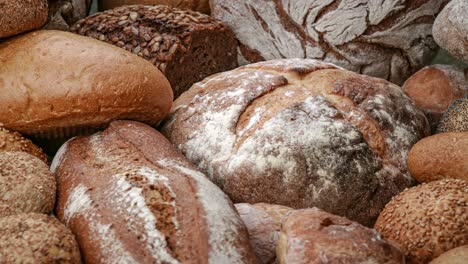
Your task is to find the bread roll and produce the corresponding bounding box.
[99,0,210,14]
[433,0,468,63]
[408,132,468,182]
[210,0,446,85]
[0,127,48,163]
[0,0,48,38]
[71,5,237,98]
[278,208,404,264]
[162,59,429,226]
[430,246,468,264]
[0,30,172,139]
[437,95,468,133]
[53,120,257,263]
[375,179,468,263]
[45,0,92,30]
[402,65,468,131]
[235,203,293,264]
[0,151,55,218]
[0,213,81,263]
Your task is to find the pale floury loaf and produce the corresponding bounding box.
[162,59,430,227]
[210,0,447,85]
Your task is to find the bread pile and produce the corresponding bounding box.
[1,1,467,263]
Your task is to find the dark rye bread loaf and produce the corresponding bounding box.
[0,0,48,38]
[52,120,257,263]
[162,59,430,226]
[210,0,447,85]
[71,5,237,98]
[98,0,210,14]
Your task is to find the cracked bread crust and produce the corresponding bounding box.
[52,120,257,264]
[210,0,448,85]
[162,59,430,226]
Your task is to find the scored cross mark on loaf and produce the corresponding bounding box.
[211,0,447,85]
[162,59,430,226]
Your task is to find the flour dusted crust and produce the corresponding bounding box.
[53,120,256,263]
[162,59,429,226]
[210,0,446,85]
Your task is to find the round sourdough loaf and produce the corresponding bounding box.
[52,120,257,263]
[0,151,55,218]
[277,208,404,264]
[0,0,48,38]
[98,0,210,14]
[71,5,237,98]
[402,65,468,132]
[0,213,81,263]
[430,246,468,264]
[162,59,430,226]
[235,203,293,264]
[433,0,468,63]
[407,132,468,182]
[210,0,446,85]
[0,127,48,163]
[437,96,468,133]
[0,30,172,139]
[375,179,468,263]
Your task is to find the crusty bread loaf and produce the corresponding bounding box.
[433,0,468,63]
[437,95,468,133]
[99,0,210,14]
[71,5,237,98]
[0,0,48,38]
[375,179,468,263]
[45,0,92,30]
[0,213,81,263]
[210,0,446,85]
[430,246,468,264]
[403,65,468,131]
[0,30,172,139]
[408,132,468,182]
[0,151,55,218]
[53,120,257,263]
[278,208,404,264]
[235,203,293,264]
[162,59,430,226]
[0,127,48,163]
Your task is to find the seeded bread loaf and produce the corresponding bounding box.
[162,59,430,226]
[278,208,404,264]
[72,5,237,98]
[0,213,81,263]
[375,179,468,263]
[99,0,210,14]
[0,30,172,140]
[210,0,446,85]
[45,0,92,30]
[0,0,48,38]
[0,152,55,218]
[0,127,48,163]
[437,95,468,133]
[52,120,257,263]
[402,65,468,132]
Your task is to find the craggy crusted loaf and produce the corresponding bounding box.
[210,0,448,85]
[162,59,430,226]
[71,5,237,98]
[52,120,257,263]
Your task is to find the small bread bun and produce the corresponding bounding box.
[375,179,468,263]
[0,127,48,163]
[0,151,55,217]
[430,245,468,264]
[0,213,81,263]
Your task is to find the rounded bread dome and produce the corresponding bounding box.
[0,127,48,163]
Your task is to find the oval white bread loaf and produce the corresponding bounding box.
[162,58,430,226]
[52,120,257,263]
[0,30,173,140]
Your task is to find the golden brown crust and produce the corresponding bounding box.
[98,0,210,13]
[375,179,468,263]
[0,0,48,38]
[0,30,173,139]
[0,213,81,263]
[407,132,468,182]
[0,127,48,163]
[278,208,404,264]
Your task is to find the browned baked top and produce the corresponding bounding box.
[0,0,48,38]
[163,59,430,226]
[0,127,48,163]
